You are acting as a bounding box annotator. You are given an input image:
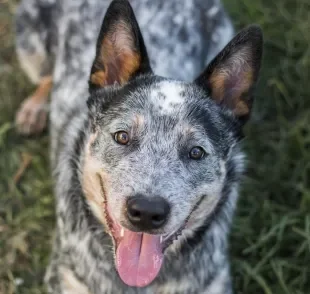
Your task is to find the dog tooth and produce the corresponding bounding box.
[160,236,163,243]
[120,228,124,237]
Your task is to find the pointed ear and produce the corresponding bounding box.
[89,0,152,90]
[195,25,263,122]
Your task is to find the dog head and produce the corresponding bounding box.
[82,0,263,288]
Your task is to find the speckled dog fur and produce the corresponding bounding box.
[16,0,263,293]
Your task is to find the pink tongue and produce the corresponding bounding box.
[116,230,163,287]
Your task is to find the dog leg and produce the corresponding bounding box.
[15,0,57,135]
[15,76,52,135]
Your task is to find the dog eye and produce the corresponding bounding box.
[189,146,205,160]
[114,131,129,145]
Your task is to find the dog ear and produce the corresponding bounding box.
[89,0,152,90]
[195,25,263,123]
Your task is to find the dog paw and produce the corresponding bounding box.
[15,96,48,135]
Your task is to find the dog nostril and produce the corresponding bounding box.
[152,214,164,223]
[131,209,141,218]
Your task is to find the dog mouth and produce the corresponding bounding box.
[103,204,185,288]
[97,173,203,287]
[102,198,203,288]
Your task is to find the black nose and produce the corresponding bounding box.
[126,196,170,231]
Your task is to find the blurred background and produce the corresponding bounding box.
[0,0,309,293]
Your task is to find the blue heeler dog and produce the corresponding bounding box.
[15,0,263,292]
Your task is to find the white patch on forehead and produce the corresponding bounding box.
[150,81,185,114]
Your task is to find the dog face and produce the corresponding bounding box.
[82,0,263,288]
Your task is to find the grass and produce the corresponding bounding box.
[0,0,309,293]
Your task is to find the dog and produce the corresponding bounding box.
[15,0,263,292]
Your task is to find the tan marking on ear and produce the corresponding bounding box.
[234,100,250,116]
[91,50,141,87]
[209,69,227,103]
[59,266,92,294]
[91,21,142,87]
[118,51,141,84]
[209,46,254,105]
[209,64,253,117]
[242,70,254,91]
[234,70,253,115]
[90,70,108,87]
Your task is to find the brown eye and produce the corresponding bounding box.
[189,146,205,160]
[114,131,129,145]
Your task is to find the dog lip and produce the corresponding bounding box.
[161,195,206,250]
